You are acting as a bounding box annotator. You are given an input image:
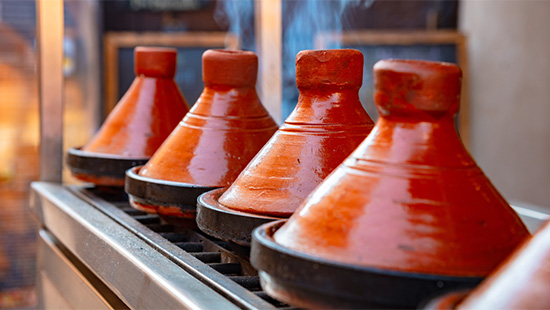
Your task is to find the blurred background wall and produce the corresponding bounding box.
[0,0,99,307]
[460,0,550,209]
[0,1,38,307]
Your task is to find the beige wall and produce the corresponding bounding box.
[460,0,550,208]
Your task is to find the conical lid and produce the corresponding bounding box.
[273,59,530,277]
[458,220,550,309]
[138,49,278,187]
[82,46,189,158]
[218,49,374,217]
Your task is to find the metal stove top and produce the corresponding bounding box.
[31,182,294,310]
[30,181,548,309]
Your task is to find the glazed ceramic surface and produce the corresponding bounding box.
[139,50,278,187]
[458,220,550,309]
[273,59,529,277]
[218,49,374,217]
[82,47,189,158]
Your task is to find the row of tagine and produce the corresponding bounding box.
[66,47,547,309]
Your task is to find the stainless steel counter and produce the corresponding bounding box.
[30,181,548,310]
[31,182,267,310]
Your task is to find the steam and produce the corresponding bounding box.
[214,0,256,51]
[281,0,374,117]
[215,0,375,118]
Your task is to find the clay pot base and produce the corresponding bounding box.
[67,147,149,187]
[196,188,282,246]
[125,166,218,220]
[251,221,483,309]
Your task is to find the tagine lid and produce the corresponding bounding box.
[81,45,188,159]
[134,48,277,190]
[214,48,374,217]
[270,59,529,279]
[70,46,189,186]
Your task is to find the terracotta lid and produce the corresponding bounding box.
[138,49,278,187]
[458,220,550,309]
[272,59,529,278]
[81,46,188,158]
[217,49,374,217]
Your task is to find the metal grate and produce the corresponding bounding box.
[70,186,292,310]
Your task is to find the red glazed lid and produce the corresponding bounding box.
[273,59,529,278]
[81,46,189,158]
[135,47,177,78]
[138,49,277,187]
[458,220,550,309]
[218,49,374,217]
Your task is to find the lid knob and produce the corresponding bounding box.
[135,46,177,78]
[295,49,363,90]
[374,59,462,117]
[202,49,258,87]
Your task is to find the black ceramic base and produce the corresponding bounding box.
[196,188,282,246]
[251,221,483,309]
[66,147,149,187]
[125,166,218,219]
